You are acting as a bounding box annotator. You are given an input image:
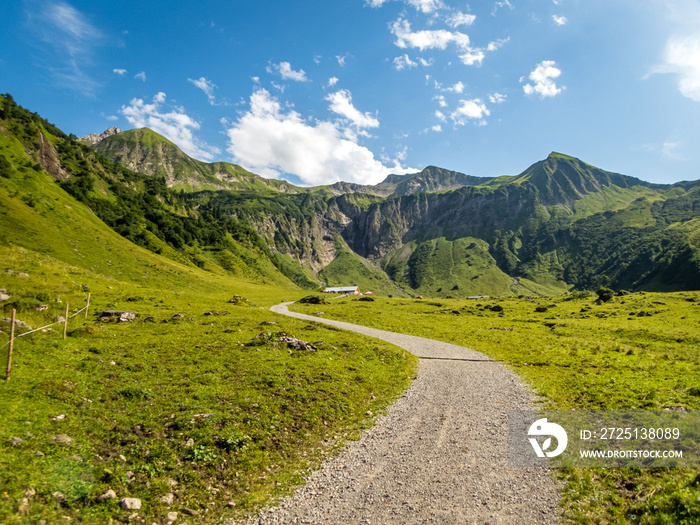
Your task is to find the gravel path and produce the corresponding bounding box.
[244,303,561,524]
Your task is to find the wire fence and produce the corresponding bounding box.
[3,294,90,381]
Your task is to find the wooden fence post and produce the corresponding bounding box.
[5,309,15,381]
[85,293,91,319]
[63,303,69,340]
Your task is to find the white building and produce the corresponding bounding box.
[324,286,360,294]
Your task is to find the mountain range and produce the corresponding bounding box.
[3,93,700,297]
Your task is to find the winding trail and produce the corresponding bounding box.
[247,303,560,524]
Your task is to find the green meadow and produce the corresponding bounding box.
[290,292,700,524]
[0,246,417,524]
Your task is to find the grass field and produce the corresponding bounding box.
[290,292,700,524]
[0,246,417,524]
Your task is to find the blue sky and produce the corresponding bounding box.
[2,0,699,185]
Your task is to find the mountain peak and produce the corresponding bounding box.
[77,126,122,145]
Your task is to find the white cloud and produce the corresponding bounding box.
[431,124,443,132]
[487,37,510,52]
[393,54,433,70]
[445,81,465,93]
[435,109,447,121]
[641,136,686,161]
[394,54,418,70]
[655,34,700,101]
[120,92,220,161]
[225,88,413,185]
[337,55,347,67]
[553,15,567,26]
[522,60,564,98]
[492,0,514,16]
[267,61,309,82]
[458,37,509,66]
[365,0,444,13]
[406,0,445,13]
[488,92,507,104]
[391,18,504,67]
[434,95,448,107]
[326,90,380,129]
[113,68,127,75]
[661,138,685,160]
[188,76,218,105]
[459,49,485,66]
[135,71,147,82]
[328,76,339,87]
[451,98,490,125]
[446,11,476,28]
[391,17,471,52]
[24,0,104,95]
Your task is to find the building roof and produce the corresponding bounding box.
[324,286,359,292]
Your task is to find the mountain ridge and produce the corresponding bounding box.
[6,104,700,297]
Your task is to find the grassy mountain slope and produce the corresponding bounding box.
[316,236,406,296]
[94,128,300,193]
[0,93,417,524]
[3,96,320,289]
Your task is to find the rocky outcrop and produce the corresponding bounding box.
[77,127,122,145]
[39,132,70,181]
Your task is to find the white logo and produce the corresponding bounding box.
[528,418,568,458]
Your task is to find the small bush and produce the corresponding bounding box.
[596,287,615,303]
[298,295,327,305]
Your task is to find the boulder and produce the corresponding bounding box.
[277,336,317,351]
[99,490,117,500]
[98,310,138,322]
[1,318,32,331]
[120,497,141,510]
[297,295,326,305]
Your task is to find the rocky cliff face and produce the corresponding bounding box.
[77,126,122,145]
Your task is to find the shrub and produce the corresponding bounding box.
[596,287,615,303]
